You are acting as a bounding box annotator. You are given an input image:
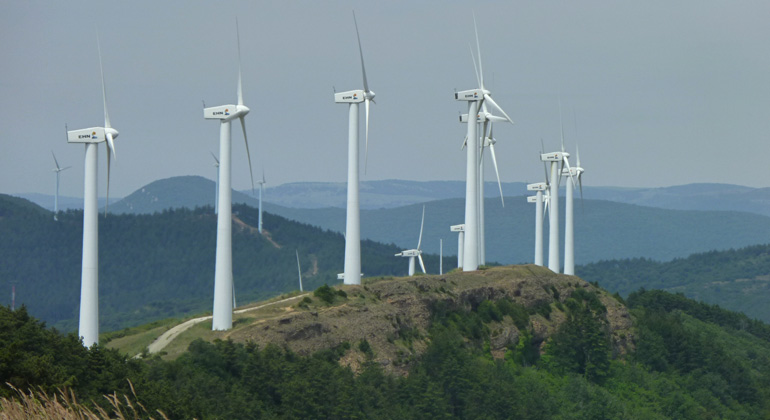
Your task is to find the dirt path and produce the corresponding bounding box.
[143,294,309,356]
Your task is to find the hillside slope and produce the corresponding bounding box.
[0,194,453,333]
[577,244,770,322]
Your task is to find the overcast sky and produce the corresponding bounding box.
[2,1,769,198]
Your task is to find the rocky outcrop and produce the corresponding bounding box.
[226,265,634,375]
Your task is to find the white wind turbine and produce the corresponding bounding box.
[51,151,71,221]
[540,102,574,273]
[65,35,118,347]
[203,20,255,331]
[256,170,265,233]
[454,14,514,271]
[333,11,375,286]
[527,181,547,266]
[211,152,219,214]
[563,141,585,276]
[395,206,427,276]
[450,224,465,268]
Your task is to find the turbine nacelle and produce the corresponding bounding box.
[562,167,583,177]
[203,104,250,121]
[454,88,487,101]
[334,89,366,103]
[527,182,548,191]
[541,151,569,162]
[395,249,421,257]
[527,196,538,203]
[450,224,465,232]
[67,127,119,144]
[458,112,508,124]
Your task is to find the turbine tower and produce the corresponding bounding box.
[563,143,584,275]
[256,170,266,233]
[455,15,513,271]
[211,152,219,214]
[66,35,118,347]
[333,11,375,285]
[203,20,255,331]
[51,151,71,221]
[395,206,427,276]
[527,182,547,266]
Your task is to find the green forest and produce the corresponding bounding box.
[576,244,770,322]
[3,287,770,419]
[0,194,455,333]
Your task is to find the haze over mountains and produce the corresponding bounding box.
[18,176,770,265]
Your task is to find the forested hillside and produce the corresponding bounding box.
[0,194,453,333]
[3,284,770,419]
[577,244,770,322]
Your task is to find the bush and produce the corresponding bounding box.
[314,284,336,304]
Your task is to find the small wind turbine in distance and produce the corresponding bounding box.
[450,224,465,268]
[51,151,71,221]
[333,11,375,286]
[256,170,266,233]
[395,206,427,276]
[65,34,119,347]
[439,239,443,275]
[211,152,219,214]
[296,249,303,292]
[203,19,256,331]
[527,181,547,266]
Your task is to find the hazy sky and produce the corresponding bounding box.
[2,1,769,198]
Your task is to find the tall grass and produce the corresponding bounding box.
[0,381,177,420]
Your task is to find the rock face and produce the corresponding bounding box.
[226,265,634,375]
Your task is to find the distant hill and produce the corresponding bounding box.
[15,192,112,212]
[577,244,770,322]
[263,197,770,265]
[0,194,453,333]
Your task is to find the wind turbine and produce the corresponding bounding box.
[296,249,303,292]
[450,224,465,268]
[563,141,585,275]
[211,152,219,214]
[439,239,443,275]
[540,101,574,273]
[455,14,513,271]
[203,20,255,331]
[51,152,71,221]
[333,11,375,285]
[256,170,265,233]
[527,181,547,266]
[395,206,427,276]
[65,35,118,347]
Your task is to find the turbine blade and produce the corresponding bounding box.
[364,98,370,174]
[418,254,427,274]
[559,96,565,153]
[563,156,575,188]
[106,131,116,161]
[573,108,581,167]
[353,11,369,93]
[262,168,266,184]
[541,138,549,184]
[489,141,504,207]
[62,166,72,171]
[478,120,489,165]
[417,205,425,250]
[236,18,243,106]
[97,33,111,129]
[461,135,467,150]
[240,116,255,195]
[210,151,219,165]
[473,12,484,89]
[484,94,513,124]
[469,44,480,87]
[52,151,61,170]
[296,249,302,283]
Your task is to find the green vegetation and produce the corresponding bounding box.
[0,194,453,333]
[577,244,770,322]
[4,286,770,419]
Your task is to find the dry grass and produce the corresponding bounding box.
[0,381,181,420]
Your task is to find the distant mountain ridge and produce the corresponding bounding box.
[15,176,770,216]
